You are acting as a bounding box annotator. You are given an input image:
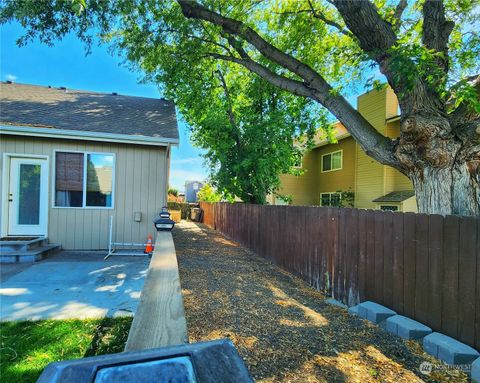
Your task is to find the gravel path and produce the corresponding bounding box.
[174,221,469,383]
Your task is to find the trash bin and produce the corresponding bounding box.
[37,339,253,383]
[191,207,201,221]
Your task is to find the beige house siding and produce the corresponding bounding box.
[401,196,418,213]
[1,135,167,249]
[316,137,356,196]
[384,121,413,194]
[354,87,389,209]
[276,85,418,212]
[277,150,318,205]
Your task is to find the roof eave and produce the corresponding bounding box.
[0,124,179,147]
[312,132,351,148]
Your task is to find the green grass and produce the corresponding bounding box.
[0,317,132,383]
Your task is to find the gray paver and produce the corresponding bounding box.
[357,301,396,323]
[471,357,480,382]
[385,315,432,339]
[348,305,359,316]
[326,298,348,309]
[423,332,480,365]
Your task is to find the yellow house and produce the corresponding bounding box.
[273,86,417,212]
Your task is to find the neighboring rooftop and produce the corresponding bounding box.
[0,82,178,140]
[373,191,415,203]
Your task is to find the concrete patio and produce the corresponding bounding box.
[0,251,149,321]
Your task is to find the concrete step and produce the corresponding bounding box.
[0,244,61,263]
[0,236,48,253]
[423,332,479,365]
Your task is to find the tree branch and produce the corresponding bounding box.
[206,53,316,99]
[422,0,454,72]
[216,68,237,128]
[305,0,352,37]
[393,0,408,28]
[331,0,445,115]
[216,68,242,149]
[179,1,399,168]
[451,75,480,147]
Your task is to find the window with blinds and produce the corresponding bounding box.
[55,151,114,208]
[55,152,84,207]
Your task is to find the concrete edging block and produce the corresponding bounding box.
[423,332,480,365]
[348,305,359,316]
[357,301,396,324]
[326,298,348,309]
[385,315,432,340]
[471,357,480,382]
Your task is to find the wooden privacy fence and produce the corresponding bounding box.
[200,202,480,350]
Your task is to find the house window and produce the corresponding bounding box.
[380,205,399,211]
[321,150,342,172]
[320,192,341,207]
[55,151,115,208]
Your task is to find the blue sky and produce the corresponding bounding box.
[1,22,208,192]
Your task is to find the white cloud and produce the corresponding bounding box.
[5,74,17,82]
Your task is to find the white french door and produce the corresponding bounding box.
[7,157,48,236]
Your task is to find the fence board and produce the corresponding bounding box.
[392,213,404,315]
[415,214,429,325]
[358,209,367,303]
[428,214,443,332]
[458,217,477,345]
[476,221,480,349]
[374,211,384,304]
[442,215,459,338]
[199,202,479,349]
[403,213,416,319]
[365,211,376,302]
[383,212,394,309]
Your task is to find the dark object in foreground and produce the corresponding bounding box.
[153,207,176,231]
[37,339,254,383]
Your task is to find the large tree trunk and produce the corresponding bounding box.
[410,164,479,216]
[398,114,480,216]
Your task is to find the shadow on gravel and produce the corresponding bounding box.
[173,221,466,383]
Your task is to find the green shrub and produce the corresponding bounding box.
[167,202,198,219]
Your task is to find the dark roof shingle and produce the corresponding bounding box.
[0,82,178,140]
[372,190,415,203]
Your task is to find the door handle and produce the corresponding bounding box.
[8,193,13,202]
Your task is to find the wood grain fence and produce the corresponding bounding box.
[199,202,480,350]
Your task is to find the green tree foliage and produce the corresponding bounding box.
[0,1,323,204]
[168,187,179,197]
[196,183,222,202]
[1,1,479,213]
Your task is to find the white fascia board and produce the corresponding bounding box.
[0,124,179,147]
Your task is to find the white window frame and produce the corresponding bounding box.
[321,150,343,173]
[52,150,116,209]
[378,204,399,212]
[320,192,342,207]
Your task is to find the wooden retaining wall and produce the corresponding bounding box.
[200,202,480,350]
